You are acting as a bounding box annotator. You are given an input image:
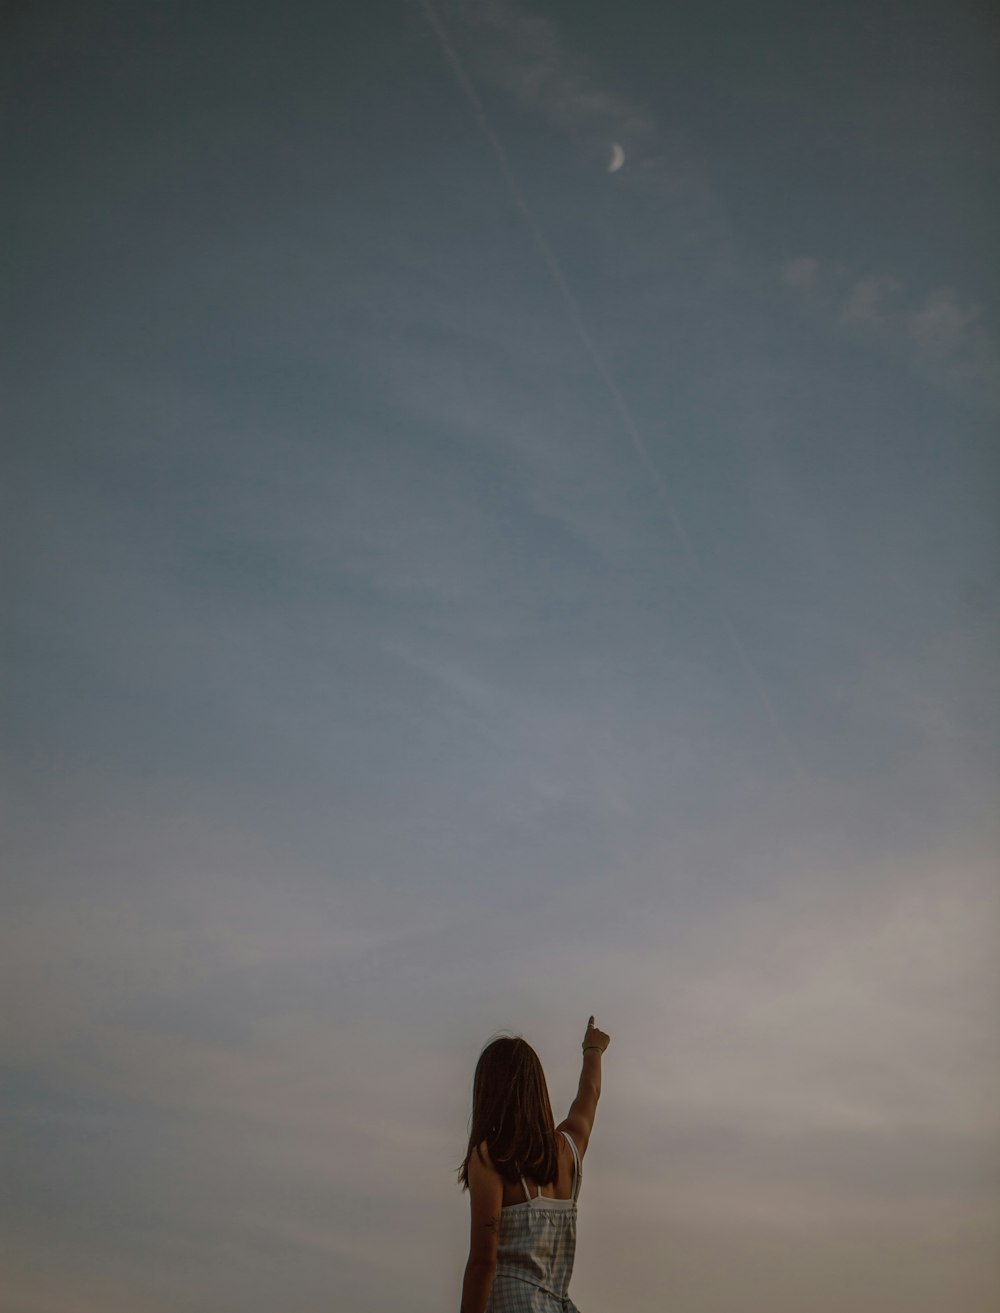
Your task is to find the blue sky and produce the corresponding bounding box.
[4,2,999,1310]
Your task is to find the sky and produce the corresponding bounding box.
[3,1,999,1310]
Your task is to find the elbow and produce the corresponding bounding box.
[466,1256,497,1280]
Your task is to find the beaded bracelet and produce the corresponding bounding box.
[582,1044,605,1053]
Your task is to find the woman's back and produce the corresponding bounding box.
[496,1128,579,1208]
[459,1018,610,1313]
[488,1129,583,1312]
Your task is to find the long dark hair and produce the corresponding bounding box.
[458,1034,559,1190]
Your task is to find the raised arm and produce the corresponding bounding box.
[556,1015,610,1160]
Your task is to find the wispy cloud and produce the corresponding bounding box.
[780,256,1000,413]
[839,273,902,328]
[445,0,653,159]
[779,255,820,291]
[431,0,730,260]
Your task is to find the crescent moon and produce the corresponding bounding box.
[608,142,625,173]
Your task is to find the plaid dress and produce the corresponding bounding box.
[486,1130,583,1313]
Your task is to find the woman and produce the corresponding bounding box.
[458,1016,611,1313]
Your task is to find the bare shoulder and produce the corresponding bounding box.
[468,1140,499,1181]
[554,1118,588,1162]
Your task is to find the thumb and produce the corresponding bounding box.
[588,1015,595,1027]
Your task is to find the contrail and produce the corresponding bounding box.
[417,0,801,773]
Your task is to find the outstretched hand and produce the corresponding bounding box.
[583,1015,610,1054]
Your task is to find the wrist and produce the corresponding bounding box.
[582,1044,604,1054]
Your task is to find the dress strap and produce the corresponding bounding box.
[519,1174,533,1203]
[560,1130,582,1201]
